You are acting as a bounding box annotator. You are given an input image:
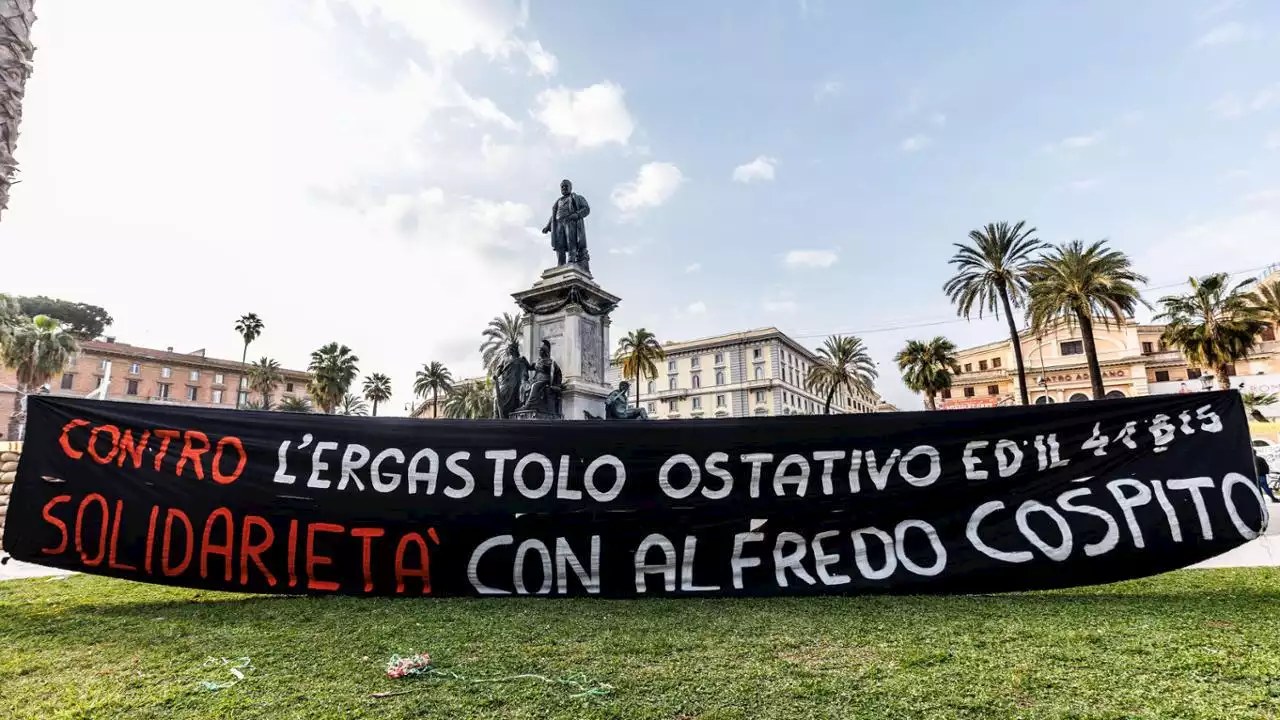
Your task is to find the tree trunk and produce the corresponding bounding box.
[824,387,835,415]
[634,366,640,407]
[371,398,378,417]
[433,388,438,418]
[1218,363,1232,391]
[998,282,1030,405]
[1076,311,1106,400]
[0,0,36,221]
[237,343,248,408]
[925,390,937,411]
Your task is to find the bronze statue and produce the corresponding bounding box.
[605,381,647,419]
[517,339,563,417]
[541,179,591,273]
[493,342,530,419]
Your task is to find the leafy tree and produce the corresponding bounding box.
[804,335,877,414]
[1,314,79,392]
[362,373,393,416]
[15,296,113,340]
[444,378,495,419]
[1249,278,1280,334]
[234,313,264,407]
[480,312,526,375]
[1156,273,1268,390]
[612,328,665,406]
[0,1,35,221]
[242,398,273,411]
[413,361,454,418]
[308,342,360,414]
[894,336,960,410]
[276,396,313,413]
[1026,240,1148,400]
[943,221,1044,405]
[247,357,283,408]
[339,393,368,417]
[1242,391,1278,423]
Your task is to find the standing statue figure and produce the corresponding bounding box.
[541,179,591,273]
[517,339,563,417]
[604,381,648,419]
[493,342,531,419]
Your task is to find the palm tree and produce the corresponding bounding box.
[247,356,283,408]
[444,378,495,419]
[894,336,960,410]
[361,373,393,416]
[943,221,1044,405]
[612,328,665,406]
[1249,278,1280,334]
[480,312,526,375]
[242,398,273,411]
[0,1,35,221]
[308,342,359,414]
[804,335,877,414]
[1,314,79,437]
[276,396,313,413]
[1025,240,1148,400]
[1156,273,1268,391]
[233,313,264,408]
[338,393,368,417]
[1242,391,1278,423]
[413,361,453,418]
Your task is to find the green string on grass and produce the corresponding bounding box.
[374,655,613,700]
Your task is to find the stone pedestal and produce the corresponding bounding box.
[512,265,620,420]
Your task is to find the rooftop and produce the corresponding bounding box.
[80,339,310,378]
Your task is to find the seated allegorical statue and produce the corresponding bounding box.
[517,339,563,418]
[604,380,647,420]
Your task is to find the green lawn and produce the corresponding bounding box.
[2,570,1280,719]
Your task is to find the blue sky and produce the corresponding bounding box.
[5,0,1279,412]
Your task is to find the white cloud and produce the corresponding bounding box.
[686,301,707,315]
[684,262,702,273]
[784,250,839,268]
[1211,94,1245,118]
[533,81,635,149]
[814,79,842,101]
[763,297,798,314]
[1268,130,1280,150]
[900,134,932,152]
[522,40,558,76]
[930,113,947,126]
[1137,207,1280,287]
[1202,0,1243,18]
[1195,22,1249,46]
[1242,187,1280,204]
[609,245,639,255]
[1059,132,1102,149]
[611,162,685,214]
[732,156,777,183]
[1212,85,1279,118]
[1069,178,1103,191]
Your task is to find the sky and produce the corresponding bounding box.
[4,0,1279,413]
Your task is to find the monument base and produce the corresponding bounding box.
[512,265,621,421]
[510,408,561,421]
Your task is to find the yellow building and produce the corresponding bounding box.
[607,327,881,419]
[939,268,1280,409]
[411,376,485,419]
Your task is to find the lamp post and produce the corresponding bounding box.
[1199,374,1214,392]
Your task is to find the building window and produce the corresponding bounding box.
[1141,342,1153,354]
[964,363,972,372]
[189,370,200,382]
[668,360,677,372]
[992,357,1002,368]
[129,362,140,375]
[1060,340,1084,356]
[157,384,171,399]
[211,389,223,403]
[979,360,988,371]
[941,388,952,399]
[964,387,975,398]
[60,373,74,390]
[668,400,678,412]
[692,397,702,410]
[715,370,725,385]
[240,376,249,388]
[753,348,762,360]
[692,375,701,389]
[755,366,764,380]
[187,386,199,402]
[285,381,294,393]
[99,358,109,370]
[647,402,656,413]
[1155,370,1170,382]
[716,394,726,407]
[669,377,678,390]
[1187,368,1202,380]
[691,357,700,369]
[987,385,999,396]
[755,390,765,403]
[215,373,225,384]
[238,390,249,405]
[161,367,172,379]
[1262,325,1277,342]
[126,379,139,396]
[646,380,655,394]
[714,352,724,364]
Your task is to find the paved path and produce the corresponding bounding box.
[4,503,1279,583]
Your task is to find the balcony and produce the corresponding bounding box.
[657,387,689,400]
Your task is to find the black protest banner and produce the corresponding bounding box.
[1,392,1266,598]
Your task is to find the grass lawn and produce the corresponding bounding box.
[2,570,1280,719]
